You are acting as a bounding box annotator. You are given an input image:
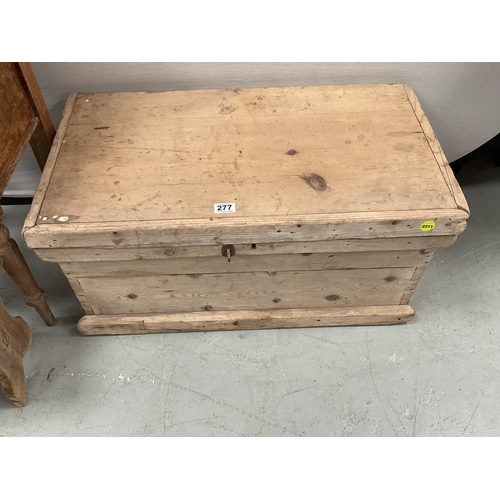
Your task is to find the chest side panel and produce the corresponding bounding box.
[76,267,418,315]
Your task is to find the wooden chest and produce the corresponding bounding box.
[23,84,469,335]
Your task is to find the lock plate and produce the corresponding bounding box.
[221,244,236,262]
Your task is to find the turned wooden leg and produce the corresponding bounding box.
[0,222,55,326]
[0,295,32,407]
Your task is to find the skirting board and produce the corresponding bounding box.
[77,305,415,336]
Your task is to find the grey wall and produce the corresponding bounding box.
[7,62,500,196]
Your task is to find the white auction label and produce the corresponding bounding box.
[214,203,236,214]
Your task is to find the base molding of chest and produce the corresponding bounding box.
[77,305,415,335]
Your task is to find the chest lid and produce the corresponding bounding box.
[23,84,468,249]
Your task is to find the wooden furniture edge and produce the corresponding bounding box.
[23,208,468,249]
[32,207,469,229]
[0,117,39,194]
[77,305,416,335]
[71,83,407,100]
[21,86,469,250]
[402,84,470,215]
[15,63,56,140]
[65,276,96,315]
[22,93,77,238]
[31,236,458,262]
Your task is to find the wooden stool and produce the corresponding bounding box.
[0,62,56,406]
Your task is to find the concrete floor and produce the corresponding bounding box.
[1,156,499,436]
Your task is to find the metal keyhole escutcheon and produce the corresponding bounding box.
[221,244,236,262]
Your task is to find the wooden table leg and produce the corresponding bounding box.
[0,295,32,407]
[0,222,55,326]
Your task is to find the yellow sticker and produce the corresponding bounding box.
[420,221,435,232]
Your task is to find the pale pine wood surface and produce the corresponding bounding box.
[60,250,430,277]
[20,85,469,333]
[22,94,77,235]
[33,236,454,262]
[76,267,416,315]
[35,85,463,226]
[77,305,415,335]
[24,211,467,249]
[403,84,469,213]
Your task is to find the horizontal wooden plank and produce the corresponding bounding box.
[77,267,417,315]
[403,84,469,214]
[24,210,467,249]
[61,250,431,278]
[34,236,455,262]
[77,305,416,335]
[23,94,77,234]
[70,85,413,123]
